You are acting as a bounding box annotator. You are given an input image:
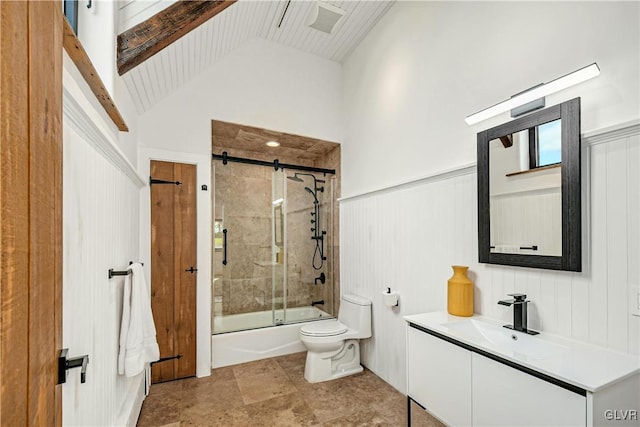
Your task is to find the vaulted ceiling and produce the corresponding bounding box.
[118,0,395,113]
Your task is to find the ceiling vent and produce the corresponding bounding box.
[306,1,346,34]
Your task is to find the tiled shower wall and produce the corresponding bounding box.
[213,162,275,315]
[285,172,332,309]
[341,123,640,393]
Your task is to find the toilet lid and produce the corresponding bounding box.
[300,320,347,337]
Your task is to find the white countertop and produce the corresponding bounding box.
[404,311,640,393]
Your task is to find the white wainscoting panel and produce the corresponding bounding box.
[63,123,144,426]
[340,123,640,393]
[61,69,149,427]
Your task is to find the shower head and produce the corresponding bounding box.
[287,174,304,182]
[305,187,319,203]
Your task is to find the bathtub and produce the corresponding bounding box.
[211,306,332,368]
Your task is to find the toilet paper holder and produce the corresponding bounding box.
[383,287,399,307]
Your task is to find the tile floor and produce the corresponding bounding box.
[137,352,443,426]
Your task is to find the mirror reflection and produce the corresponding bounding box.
[489,119,562,257]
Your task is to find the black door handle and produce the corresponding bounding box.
[222,229,228,265]
[58,348,89,384]
[185,267,198,273]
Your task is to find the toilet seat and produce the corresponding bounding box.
[300,320,347,337]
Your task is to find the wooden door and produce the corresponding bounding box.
[1,2,63,425]
[150,160,197,383]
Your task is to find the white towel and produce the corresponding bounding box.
[118,263,160,377]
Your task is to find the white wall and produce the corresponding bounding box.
[342,1,639,197]
[112,66,141,164]
[137,36,343,375]
[139,37,343,155]
[62,53,147,426]
[77,0,115,95]
[74,0,139,163]
[341,1,640,393]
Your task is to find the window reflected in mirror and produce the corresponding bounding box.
[536,120,562,167]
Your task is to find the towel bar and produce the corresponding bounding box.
[109,261,144,279]
[108,269,131,279]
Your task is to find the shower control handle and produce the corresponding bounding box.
[222,229,228,265]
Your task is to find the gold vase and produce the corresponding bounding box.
[447,265,473,317]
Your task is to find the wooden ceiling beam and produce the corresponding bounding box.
[117,0,237,76]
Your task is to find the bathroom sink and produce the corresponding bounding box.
[405,311,640,393]
[441,319,568,360]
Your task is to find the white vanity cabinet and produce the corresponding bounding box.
[407,327,472,426]
[407,323,583,426]
[472,353,585,426]
[405,312,640,427]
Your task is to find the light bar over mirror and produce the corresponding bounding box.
[466,63,599,125]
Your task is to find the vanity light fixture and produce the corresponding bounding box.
[266,141,280,147]
[465,63,600,125]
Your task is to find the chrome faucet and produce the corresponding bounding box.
[497,293,539,335]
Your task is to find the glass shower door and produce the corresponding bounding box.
[211,162,284,333]
[271,170,286,325]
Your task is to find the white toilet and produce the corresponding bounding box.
[299,294,372,383]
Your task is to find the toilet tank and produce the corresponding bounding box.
[338,294,372,338]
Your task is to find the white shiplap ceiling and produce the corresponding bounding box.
[120,0,394,113]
